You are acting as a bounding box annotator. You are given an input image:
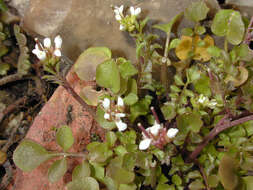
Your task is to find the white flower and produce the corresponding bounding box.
[54,35,62,49]
[114,5,124,15]
[32,45,46,60]
[117,96,124,107]
[119,24,125,31]
[43,38,51,48]
[147,121,162,136]
[208,99,217,109]
[130,6,141,16]
[198,94,208,104]
[167,128,179,138]
[102,98,110,110]
[115,14,122,21]
[139,138,152,150]
[115,120,127,131]
[54,49,62,57]
[104,113,110,120]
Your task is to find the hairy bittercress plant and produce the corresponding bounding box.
[13,1,253,190]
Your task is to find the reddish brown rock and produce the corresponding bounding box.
[9,68,105,190]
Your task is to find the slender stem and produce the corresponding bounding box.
[138,123,151,138]
[224,38,228,52]
[195,160,210,190]
[52,152,87,158]
[0,73,23,86]
[188,114,253,161]
[161,35,170,92]
[59,76,95,118]
[151,107,160,124]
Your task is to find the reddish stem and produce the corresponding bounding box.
[137,123,151,138]
[188,114,253,161]
[151,107,160,124]
[60,77,95,118]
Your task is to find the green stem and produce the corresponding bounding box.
[224,38,228,52]
[52,152,87,158]
[161,35,170,92]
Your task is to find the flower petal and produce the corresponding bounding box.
[54,35,62,49]
[149,123,162,136]
[115,120,127,131]
[43,38,51,48]
[130,6,135,16]
[119,24,125,31]
[167,128,179,138]
[115,14,122,21]
[102,98,110,110]
[54,49,62,57]
[134,7,141,16]
[117,96,124,107]
[115,113,126,118]
[139,138,152,150]
[104,113,110,120]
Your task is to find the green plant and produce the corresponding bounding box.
[13,2,253,190]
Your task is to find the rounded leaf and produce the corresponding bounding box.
[185,1,209,22]
[96,59,121,93]
[56,125,74,152]
[74,47,111,81]
[218,154,239,190]
[48,158,67,183]
[67,177,99,190]
[177,112,203,133]
[72,161,91,181]
[13,139,53,172]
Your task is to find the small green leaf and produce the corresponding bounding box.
[117,130,137,145]
[181,28,194,36]
[96,107,116,130]
[118,61,138,79]
[48,158,67,183]
[13,139,53,172]
[185,1,209,22]
[107,157,135,184]
[169,39,181,49]
[153,12,183,34]
[161,103,176,120]
[56,125,74,152]
[193,74,211,97]
[119,184,137,190]
[96,59,121,93]
[187,66,201,83]
[207,175,219,188]
[67,177,99,190]
[207,46,221,57]
[0,63,10,75]
[189,179,205,190]
[172,174,182,186]
[106,131,117,147]
[124,93,138,105]
[195,25,206,35]
[129,95,152,122]
[87,142,113,163]
[74,47,111,81]
[218,154,239,190]
[72,161,91,181]
[177,112,203,133]
[156,183,174,190]
[211,10,245,45]
[243,176,253,190]
[174,74,184,86]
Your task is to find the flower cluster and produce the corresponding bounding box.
[101,97,127,131]
[32,35,62,61]
[197,94,220,109]
[138,121,179,150]
[113,5,141,32]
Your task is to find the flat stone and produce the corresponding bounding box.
[9,67,105,190]
[22,0,210,61]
